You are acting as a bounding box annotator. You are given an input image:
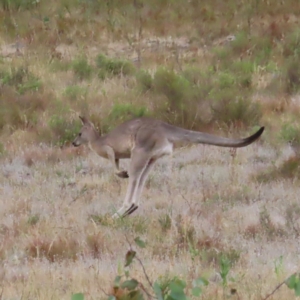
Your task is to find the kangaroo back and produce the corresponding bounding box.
[163,124,264,148]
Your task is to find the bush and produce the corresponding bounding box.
[72,57,93,80]
[0,66,42,94]
[283,58,300,94]
[283,29,300,58]
[209,87,261,128]
[280,123,300,145]
[48,106,82,146]
[0,0,39,10]
[0,89,48,131]
[63,85,88,101]
[152,67,203,128]
[254,157,300,183]
[136,69,153,92]
[96,54,135,79]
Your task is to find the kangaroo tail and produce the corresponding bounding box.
[164,124,264,148]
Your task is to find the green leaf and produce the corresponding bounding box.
[192,287,202,297]
[153,282,164,300]
[286,274,298,289]
[193,277,209,287]
[169,281,187,300]
[125,250,136,267]
[108,296,116,300]
[113,275,122,287]
[286,274,300,296]
[121,279,139,290]
[134,237,146,248]
[128,290,145,300]
[295,281,300,296]
[71,293,84,300]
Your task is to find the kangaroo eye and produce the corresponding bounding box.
[79,133,82,137]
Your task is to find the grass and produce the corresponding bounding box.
[1,141,299,299]
[1,0,300,299]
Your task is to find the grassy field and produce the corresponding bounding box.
[1,0,300,299]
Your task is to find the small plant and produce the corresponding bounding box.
[219,255,231,287]
[72,56,93,80]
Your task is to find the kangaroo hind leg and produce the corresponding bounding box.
[112,148,151,218]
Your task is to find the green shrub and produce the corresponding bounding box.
[109,103,147,123]
[63,85,88,101]
[0,66,41,94]
[153,68,191,110]
[209,87,261,128]
[72,57,93,80]
[283,29,300,58]
[136,69,153,92]
[49,114,81,146]
[96,54,135,79]
[283,58,300,94]
[280,123,300,144]
[0,90,47,131]
[0,0,39,10]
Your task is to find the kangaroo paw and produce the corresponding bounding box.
[123,204,138,217]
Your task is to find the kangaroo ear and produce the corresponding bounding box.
[79,116,89,125]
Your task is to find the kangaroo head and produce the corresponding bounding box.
[72,116,98,147]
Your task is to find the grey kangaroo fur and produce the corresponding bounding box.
[72,116,264,218]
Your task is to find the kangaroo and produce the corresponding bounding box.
[72,116,264,218]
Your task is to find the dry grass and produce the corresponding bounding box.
[1,1,300,299]
[0,141,300,299]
